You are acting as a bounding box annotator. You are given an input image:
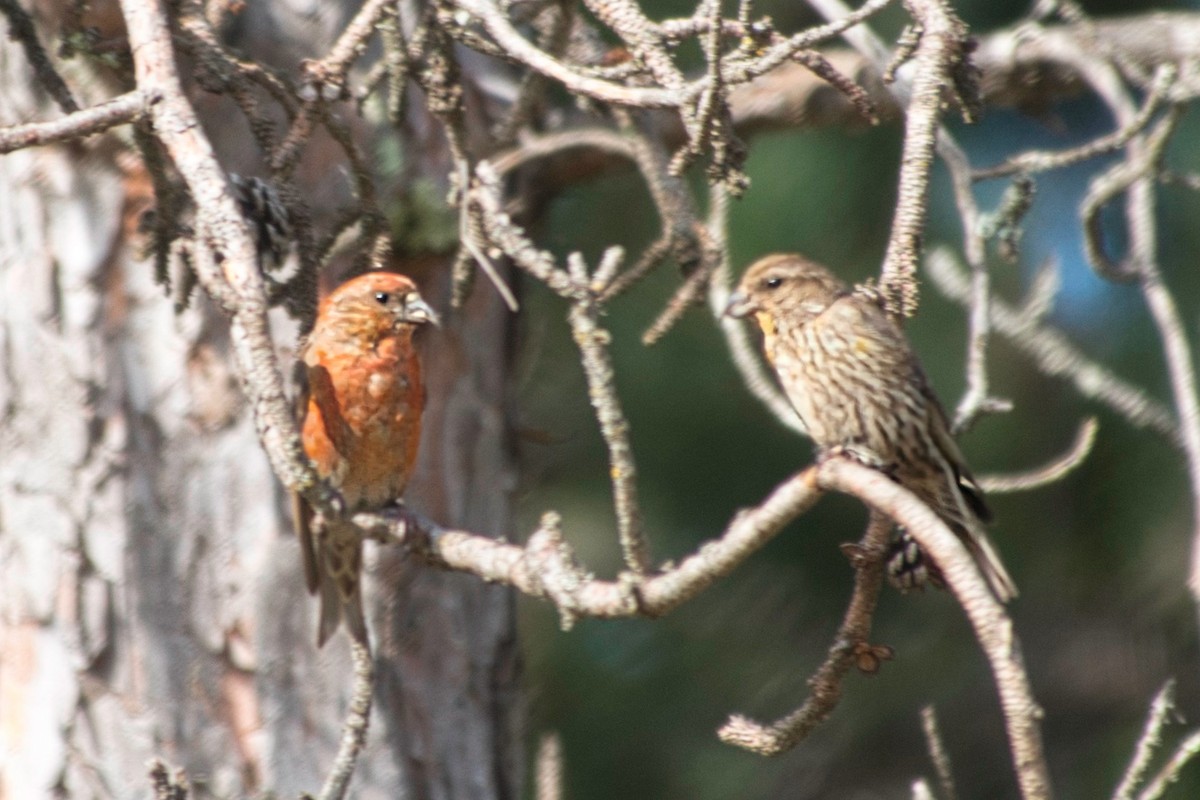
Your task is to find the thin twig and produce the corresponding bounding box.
[978,418,1099,494]
[1114,681,1177,800]
[0,0,79,113]
[934,140,1008,434]
[926,251,1178,443]
[0,91,151,154]
[1136,730,1200,800]
[566,250,651,573]
[882,0,971,317]
[1079,108,1182,282]
[535,732,565,800]
[921,706,958,800]
[718,512,890,756]
[706,186,808,436]
[317,640,375,800]
[974,65,1177,180]
[640,236,718,346]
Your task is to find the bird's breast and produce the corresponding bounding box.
[305,335,424,507]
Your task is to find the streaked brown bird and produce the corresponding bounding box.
[293,272,438,646]
[726,254,1016,601]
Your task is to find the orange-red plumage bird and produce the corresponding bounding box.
[293,272,438,646]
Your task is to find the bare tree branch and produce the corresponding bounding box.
[922,705,959,800]
[1114,681,1177,800]
[927,251,1178,442]
[817,459,1051,800]
[718,512,890,756]
[974,65,1177,181]
[375,465,821,622]
[1052,28,1200,620]
[566,249,651,573]
[1137,731,1200,800]
[0,91,151,154]
[317,641,375,800]
[535,733,565,800]
[978,417,1099,494]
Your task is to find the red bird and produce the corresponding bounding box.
[293,272,438,646]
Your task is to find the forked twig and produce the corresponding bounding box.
[1114,681,1177,800]
[719,512,890,756]
[818,459,1051,800]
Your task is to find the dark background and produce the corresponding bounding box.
[511,0,1200,797]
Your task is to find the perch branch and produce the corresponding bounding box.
[817,459,1051,800]
[356,467,822,624]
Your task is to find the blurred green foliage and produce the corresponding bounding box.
[513,1,1200,797]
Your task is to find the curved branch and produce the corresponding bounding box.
[926,251,1178,442]
[817,458,1052,800]
[718,512,890,756]
[979,417,1099,494]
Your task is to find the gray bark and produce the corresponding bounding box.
[0,2,521,798]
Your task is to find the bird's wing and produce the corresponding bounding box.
[920,377,992,523]
[305,360,356,462]
[291,361,321,595]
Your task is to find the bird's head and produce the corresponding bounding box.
[322,272,440,335]
[725,254,848,329]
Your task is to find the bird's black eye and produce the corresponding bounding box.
[764,276,784,290]
[374,291,390,305]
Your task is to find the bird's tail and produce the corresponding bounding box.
[886,523,1017,603]
[315,520,369,648]
[960,522,1018,603]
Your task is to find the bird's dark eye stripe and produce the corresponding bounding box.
[374,291,390,304]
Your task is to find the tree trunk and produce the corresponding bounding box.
[0,2,522,798]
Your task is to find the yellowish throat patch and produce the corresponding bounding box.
[755,311,778,366]
[755,311,776,338]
